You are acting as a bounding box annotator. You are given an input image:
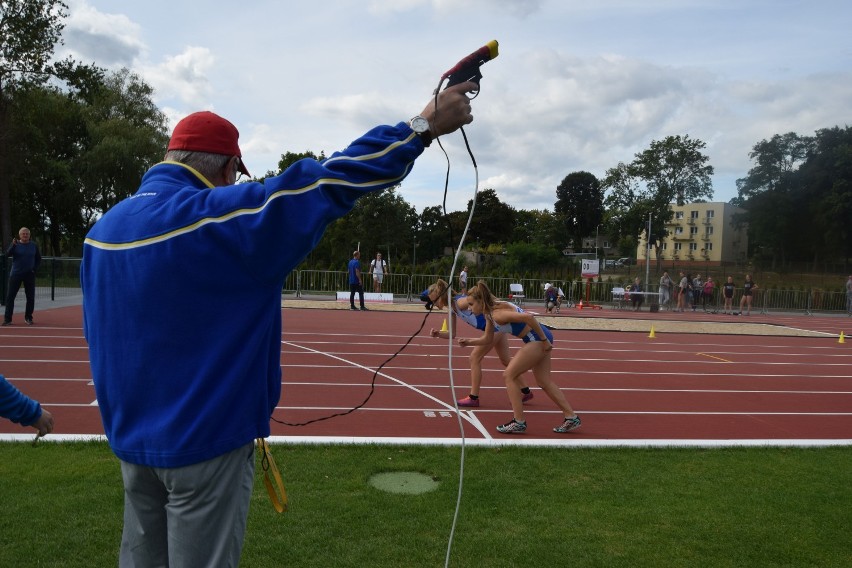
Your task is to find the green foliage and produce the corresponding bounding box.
[736,127,852,266]
[7,68,168,255]
[0,0,71,244]
[555,170,603,250]
[502,241,562,272]
[603,135,714,270]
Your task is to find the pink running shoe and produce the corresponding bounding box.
[457,396,480,407]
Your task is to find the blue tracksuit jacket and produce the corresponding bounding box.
[81,123,424,468]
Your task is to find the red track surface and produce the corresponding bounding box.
[2,305,851,445]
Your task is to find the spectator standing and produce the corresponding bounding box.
[659,271,673,310]
[676,272,688,312]
[349,251,367,311]
[3,227,41,326]
[368,252,388,293]
[738,274,758,315]
[459,266,468,294]
[722,276,736,314]
[702,276,715,311]
[692,274,703,311]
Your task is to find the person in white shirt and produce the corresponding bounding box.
[369,252,388,293]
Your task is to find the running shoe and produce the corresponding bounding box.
[553,416,582,433]
[522,391,534,403]
[496,418,527,434]
[457,396,480,407]
[25,318,33,325]
[350,306,359,311]
[360,306,369,311]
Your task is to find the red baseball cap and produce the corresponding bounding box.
[168,111,250,176]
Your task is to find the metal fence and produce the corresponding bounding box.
[5,259,851,316]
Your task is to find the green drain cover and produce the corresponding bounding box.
[368,472,440,495]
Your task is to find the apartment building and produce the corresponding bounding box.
[636,202,748,266]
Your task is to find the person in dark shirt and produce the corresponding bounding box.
[722,276,735,314]
[737,274,758,315]
[4,227,41,326]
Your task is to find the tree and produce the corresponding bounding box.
[631,134,714,207]
[554,171,603,252]
[309,187,416,269]
[78,68,169,221]
[465,188,515,247]
[511,209,562,247]
[7,68,168,255]
[791,126,852,264]
[0,0,69,245]
[8,84,85,255]
[734,132,814,267]
[603,135,714,268]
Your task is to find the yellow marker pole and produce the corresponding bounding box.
[441,319,448,333]
[840,331,846,344]
[648,325,656,339]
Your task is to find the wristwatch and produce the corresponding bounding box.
[409,116,433,147]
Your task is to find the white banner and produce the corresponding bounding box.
[581,259,600,278]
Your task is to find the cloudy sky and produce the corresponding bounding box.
[57,0,852,214]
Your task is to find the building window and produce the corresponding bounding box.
[689,242,698,251]
[603,241,610,248]
[675,226,684,235]
[690,226,699,236]
[690,210,699,219]
[662,243,668,250]
[674,242,682,251]
[675,211,684,219]
[706,242,713,251]
[706,210,715,218]
[705,226,714,236]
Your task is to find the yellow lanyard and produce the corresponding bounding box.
[256,438,288,513]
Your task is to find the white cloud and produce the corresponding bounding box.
[59,0,852,213]
[139,47,216,109]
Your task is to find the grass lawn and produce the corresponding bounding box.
[1,442,850,567]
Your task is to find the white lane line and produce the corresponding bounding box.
[2,433,850,447]
[281,340,481,430]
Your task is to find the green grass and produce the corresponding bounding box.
[2,442,851,567]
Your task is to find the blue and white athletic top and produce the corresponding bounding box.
[451,294,486,330]
[491,304,554,344]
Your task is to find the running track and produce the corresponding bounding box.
[2,304,851,447]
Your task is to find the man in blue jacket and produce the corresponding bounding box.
[81,82,474,566]
[3,227,41,326]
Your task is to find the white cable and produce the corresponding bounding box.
[443,129,480,568]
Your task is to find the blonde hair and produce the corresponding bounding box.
[428,278,450,297]
[467,280,497,314]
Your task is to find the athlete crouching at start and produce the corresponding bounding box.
[462,280,581,434]
[423,278,533,407]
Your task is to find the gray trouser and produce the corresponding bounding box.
[119,442,255,567]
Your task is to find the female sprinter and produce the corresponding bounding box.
[423,279,533,407]
[462,281,581,434]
